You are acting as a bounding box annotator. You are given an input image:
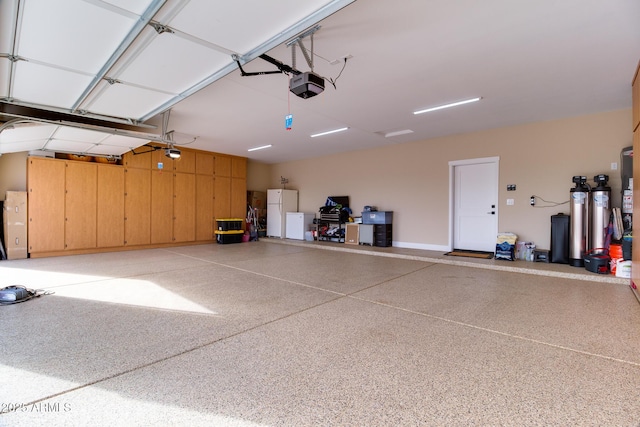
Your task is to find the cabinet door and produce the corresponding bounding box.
[230,177,247,220]
[125,168,151,246]
[214,176,231,219]
[196,174,214,241]
[123,149,152,169]
[27,157,66,252]
[215,155,231,177]
[231,157,247,178]
[174,172,196,242]
[151,169,174,244]
[196,152,214,175]
[97,165,125,248]
[174,150,196,173]
[65,161,97,250]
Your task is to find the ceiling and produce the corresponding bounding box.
[1,0,640,164]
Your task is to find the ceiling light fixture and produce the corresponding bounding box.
[384,129,414,138]
[310,127,349,138]
[413,97,482,115]
[248,144,272,152]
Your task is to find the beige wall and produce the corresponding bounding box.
[246,159,271,193]
[0,152,28,200]
[1,109,632,252]
[257,109,632,251]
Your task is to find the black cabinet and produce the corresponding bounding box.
[361,210,393,247]
[373,224,392,247]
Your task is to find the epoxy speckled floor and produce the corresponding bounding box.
[1,239,639,426]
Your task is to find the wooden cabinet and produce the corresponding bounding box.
[27,157,66,252]
[174,172,196,242]
[65,161,97,250]
[215,155,231,177]
[125,167,151,246]
[97,165,124,248]
[174,150,196,173]
[123,149,152,169]
[28,157,126,253]
[196,174,214,241]
[214,175,231,219]
[195,152,215,241]
[26,148,246,257]
[151,169,174,244]
[214,155,247,222]
[196,152,214,175]
[232,156,247,178]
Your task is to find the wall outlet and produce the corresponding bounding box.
[506,198,514,205]
[530,196,536,206]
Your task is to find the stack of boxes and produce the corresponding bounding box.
[3,191,28,260]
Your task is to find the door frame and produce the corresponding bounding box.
[448,156,500,251]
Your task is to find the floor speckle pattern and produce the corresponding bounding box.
[1,239,638,426]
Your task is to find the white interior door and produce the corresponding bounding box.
[451,158,499,252]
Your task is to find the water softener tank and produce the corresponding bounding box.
[569,176,589,267]
[590,174,611,252]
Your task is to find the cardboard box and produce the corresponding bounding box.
[3,191,28,260]
[247,191,266,209]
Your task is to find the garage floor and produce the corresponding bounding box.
[1,240,639,426]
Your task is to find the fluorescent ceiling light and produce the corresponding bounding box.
[384,129,414,138]
[248,144,272,152]
[413,97,481,115]
[310,127,349,138]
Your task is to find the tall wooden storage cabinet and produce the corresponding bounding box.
[150,169,174,244]
[231,157,247,219]
[174,172,196,242]
[214,155,247,220]
[65,161,97,250]
[195,152,215,241]
[27,157,65,253]
[125,167,151,246]
[97,165,125,248]
[27,148,246,257]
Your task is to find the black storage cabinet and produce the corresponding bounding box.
[362,211,393,247]
[550,214,570,264]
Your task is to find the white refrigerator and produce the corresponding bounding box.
[267,189,298,238]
